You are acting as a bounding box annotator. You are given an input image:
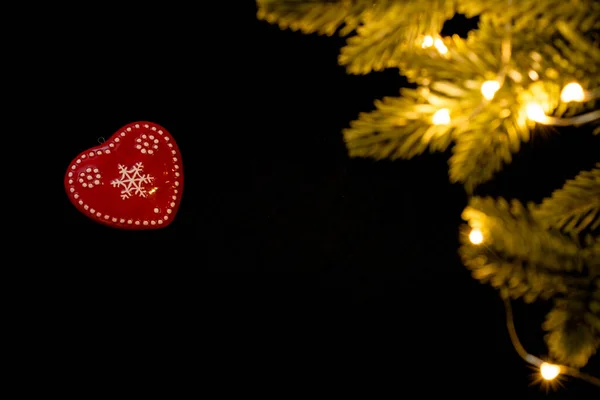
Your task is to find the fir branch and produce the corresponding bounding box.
[449,126,512,195]
[583,237,600,275]
[459,224,592,305]
[458,0,600,35]
[346,78,539,192]
[256,0,373,36]
[532,164,600,235]
[338,0,455,74]
[462,197,584,273]
[343,88,456,159]
[397,34,502,85]
[459,241,581,303]
[544,296,599,368]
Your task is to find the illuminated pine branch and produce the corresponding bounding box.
[461,189,599,370]
[531,164,600,235]
[256,0,600,385]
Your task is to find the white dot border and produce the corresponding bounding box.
[66,122,182,228]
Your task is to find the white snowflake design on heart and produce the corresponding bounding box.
[111,162,154,200]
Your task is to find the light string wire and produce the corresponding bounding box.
[477,228,600,387]
[502,296,600,388]
[541,110,600,127]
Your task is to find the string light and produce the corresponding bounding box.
[481,80,501,100]
[420,35,448,55]
[433,38,448,55]
[508,69,523,83]
[421,35,434,48]
[525,103,548,123]
[528,70,539,81]
[560,82,585,102]
[432,108,451,125]
[469,228,484,244]
[504,297,600,387]
[540,362,561,381]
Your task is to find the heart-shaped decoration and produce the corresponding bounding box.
[64,121,183,229]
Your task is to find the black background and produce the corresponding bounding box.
[31,2,600,396]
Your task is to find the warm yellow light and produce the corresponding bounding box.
[432,108,451,125]
[540,362,560,380]
[525,103,547,123]
[528,70,539,81]
[481,80,501,100]
[560,82,585,102]
[421,36,448,55]
[434,38,448,54]
[469,228,484,245]
[421,35,434,48]
[508,69,523,83]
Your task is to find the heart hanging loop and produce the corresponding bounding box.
[97,136,105,144]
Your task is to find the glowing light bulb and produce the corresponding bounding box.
[469,228,483,245]
[560,82,585,102]
[528,70,539,81]
[422,35,434,48]
[432,108,451,125]
[508,70,522,83]
[434,38,448,54]
[540,362,560,380]
[481,80,501,100]
[526,103,547,123]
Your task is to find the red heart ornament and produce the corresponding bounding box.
[64,121,183,229]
